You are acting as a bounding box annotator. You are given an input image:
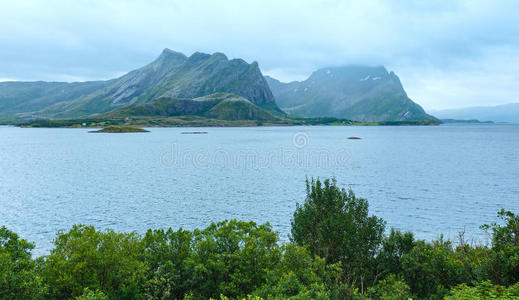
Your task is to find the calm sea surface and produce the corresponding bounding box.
[1,124,518,255]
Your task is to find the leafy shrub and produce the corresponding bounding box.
[142,228,194,299]
[0,226,44,299]
[186,220,281,299]
[375,228,416,279]
[446,281,519,300]
[481,210,519,285]
[401,238,471,299]
[368,274,411,300]
[291,177,385,289]
[75,288,109,300]
[253,244,341,299]
[40,225,146,299]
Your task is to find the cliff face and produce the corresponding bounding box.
[266,66,435,122]
[148,52,279,111]
[1,49,281,119]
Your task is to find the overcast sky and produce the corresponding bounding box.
[1,0,518,110]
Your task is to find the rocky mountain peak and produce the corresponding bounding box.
[156,48,187,62]
[210,52,228,61]
[266,65,435,122]
[151,48,187,71]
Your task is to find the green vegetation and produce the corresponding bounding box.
[0,227,44,299]
[1,177,518,299]
[17,115,440,128]
[350,120,441,126]
[291,178,386,290]
[90,126,149,133]
[446,281,519,299]
[19,116,293,128]
[102,93,280,122]
[19,117,122,128]
[18,115,354,128]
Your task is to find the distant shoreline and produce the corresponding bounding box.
[12,117,441,128]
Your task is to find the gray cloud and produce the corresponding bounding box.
[0,0,518,109]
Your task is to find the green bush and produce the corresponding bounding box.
[401,238,471,299]
[40,224,146,299]
[368,274,411,300]
[446,281,519,299]
[141,228,194,299]
[175,220,281,299]
[75,288,109,300]
[291,177,385,289]
[375,228,416,280]
[482,209,519,285]
[252,244,341,299]
[0,226,44,299]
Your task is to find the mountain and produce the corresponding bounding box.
[265,66,435,122]
[0,49,281,119]
[0,81,113,117]
[430,103,519,123]
[104,92,278,121]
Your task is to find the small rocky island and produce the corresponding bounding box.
[90,126,149,133]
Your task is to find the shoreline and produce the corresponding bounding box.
[13,120,442,128]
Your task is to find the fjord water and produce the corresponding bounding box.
[1,124,518,255]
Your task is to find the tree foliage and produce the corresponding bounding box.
[446,281,519,300]
[291,177,385,289]
[185,220,281,299]
[482,209,519,285]
[0,226,44,299]
[1,178,518,299]
[40,225,146,299]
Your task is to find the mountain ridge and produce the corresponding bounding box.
[0,48,281,120]
[1,50,439,124]
[266,66,436,122]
